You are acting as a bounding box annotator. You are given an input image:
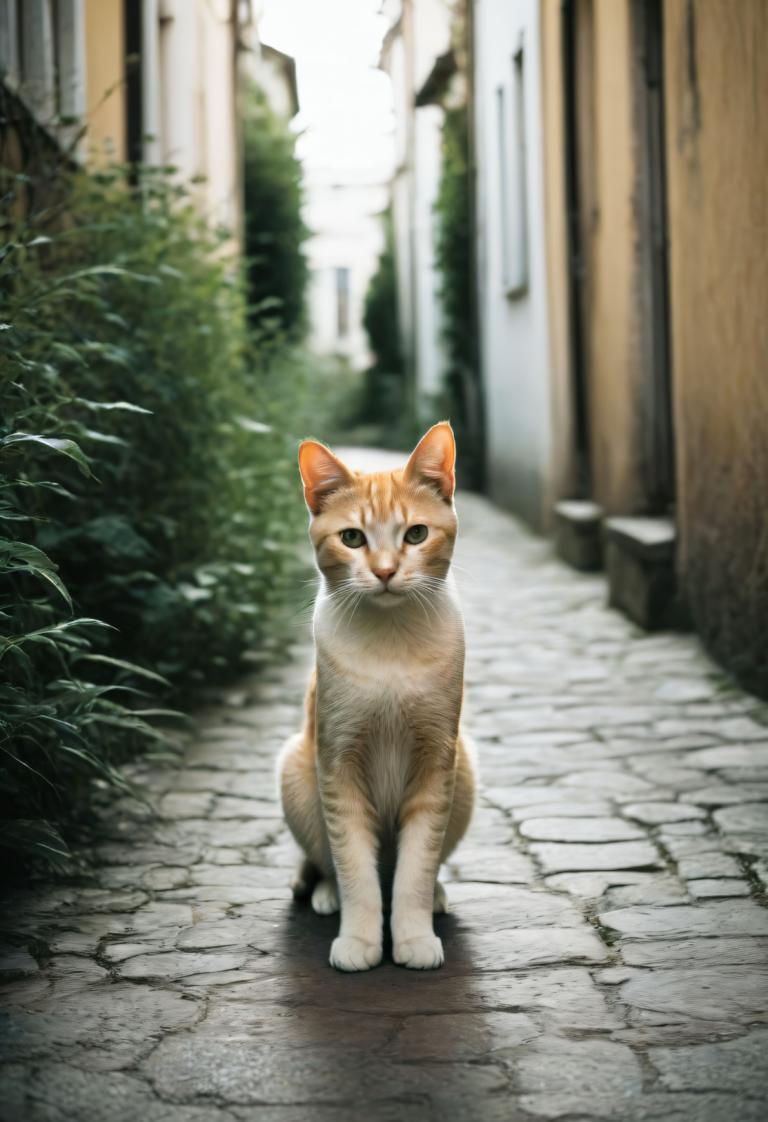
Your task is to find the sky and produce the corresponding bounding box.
[258,0,395,189]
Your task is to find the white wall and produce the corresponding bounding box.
[413,104,446,403]
[155,0,240,240]
[383,0,451,419]
[305,183,387,369]
[473,0,552,526]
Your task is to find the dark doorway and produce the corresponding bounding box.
[561,0,594,497]
[633,0,675,510]
[124,0,143,169]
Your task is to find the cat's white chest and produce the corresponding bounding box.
[364,697,413,822]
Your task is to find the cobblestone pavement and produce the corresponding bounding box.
[2,476,768,1121]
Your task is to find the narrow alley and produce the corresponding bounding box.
[2,480,767,1122]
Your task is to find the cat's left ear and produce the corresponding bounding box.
[404,421,456,501]
[298,440,354,515]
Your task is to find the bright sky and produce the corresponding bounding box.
[259,0,395,188]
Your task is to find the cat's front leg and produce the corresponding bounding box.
[391,767,454,970]
[318,764,383,971]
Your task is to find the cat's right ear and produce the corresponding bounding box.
[298,441,354,515]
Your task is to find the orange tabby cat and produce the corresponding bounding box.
[278,422,475,971]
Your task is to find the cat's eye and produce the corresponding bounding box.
[404,524,428,545]
[340,528,366,549]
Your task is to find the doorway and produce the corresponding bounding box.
[633,0,676,511]
[561,0,594,498]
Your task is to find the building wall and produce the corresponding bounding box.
[411,0,450,419]
[382,0,451,423]
[306,183,387,370]
[413,103,447,408]
[84,0,126,159]
[473,0,552,527]
[539,0,577,504]
[541,0,648,516]
[157,0,240,239]
[584,0,644,514]
[77,0,242,241]
[664,0,768,693]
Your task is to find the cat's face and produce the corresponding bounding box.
[298,423,458,609]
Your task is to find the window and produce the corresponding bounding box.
[496,36,529,297]
[0,1,84,130]
[335,267,350,338]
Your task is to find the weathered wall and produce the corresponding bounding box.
[664,0,768,694]
[84,0,125,160]
[474,0,553,528]
[540,0,576,507]
[540,0,647,514]
[585,0,645,513]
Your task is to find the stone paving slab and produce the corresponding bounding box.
[2,489,768,1120]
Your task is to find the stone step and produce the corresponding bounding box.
[554,499,605,571]
[604,515,687,630]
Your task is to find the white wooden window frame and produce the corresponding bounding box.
[0,0,85,146]
[496,32,529,299]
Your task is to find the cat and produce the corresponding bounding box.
[278,422,475,972]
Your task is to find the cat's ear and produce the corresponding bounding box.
[404,421,456,501]
[298,440,354,515]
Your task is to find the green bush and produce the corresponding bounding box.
[0,154,306,871]
[434,104,483,486]
[243,86,309,337]
[361,210,408,437]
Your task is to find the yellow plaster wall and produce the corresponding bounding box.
[664,0,768,693]
[84,0,125,161]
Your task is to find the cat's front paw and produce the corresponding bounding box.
[330,936,382,972]
[393,934,444,970]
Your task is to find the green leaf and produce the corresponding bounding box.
[0,540,72,607]
[74,398,152,415]
[77,654,170,686]
[0,433,94,477]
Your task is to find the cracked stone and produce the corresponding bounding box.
[212,797,282,820]
[387,1011,539,1060]
[622,937,768,967]
[0,946,38,977]
[657,820,709,839]
[144,1036,507,1108]
[508,799,614,821]
[518,816,644,842]
[117,951,248,980]
[682,784,768,807]
[462,926,608,970]
[543,871,662,900]
[687,878,751,898]
[0,1062,237,1122]
[601,876,687,908]
[439,882,585,929]
[443,844,536,883]
[619,966,768,1023]
[685,745,768,769]
[559,770,658,794]
[158,792,214,819]
[622,801,706,824]
[714,803,768,834]
[598,901,768,938]
[649,1028,768,1095]
[0,983,201,1070]
[721,833,768,860]
[513,1036,643,1119]
[530,840,660,873]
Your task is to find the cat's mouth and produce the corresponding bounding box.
[372,587,404,606]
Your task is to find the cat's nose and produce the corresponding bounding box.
[373,567,397,585]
